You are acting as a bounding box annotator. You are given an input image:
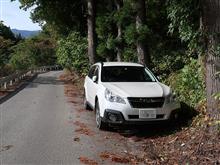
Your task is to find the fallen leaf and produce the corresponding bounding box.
[79,156,98,165]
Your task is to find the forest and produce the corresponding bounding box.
[0,0,219,148]
[0,22,56,77]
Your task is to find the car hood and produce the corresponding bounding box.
[102,82,170,98]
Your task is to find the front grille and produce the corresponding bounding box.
[127,97,164,108]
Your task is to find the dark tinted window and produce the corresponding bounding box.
[101,66,156,82]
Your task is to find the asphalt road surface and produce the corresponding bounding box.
[0,71,84,164]
[0,71,147,165]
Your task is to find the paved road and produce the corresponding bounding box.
[0,71,78,164]
[0,71,166,165]
[0,71,109,165]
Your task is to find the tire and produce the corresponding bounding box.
[83,90,90,110]
[95,100,107,130]
[169,110,179,124]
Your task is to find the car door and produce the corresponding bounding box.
[86,65,99,108]
[90,66,100,107]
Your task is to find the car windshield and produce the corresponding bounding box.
[101,66,156,82]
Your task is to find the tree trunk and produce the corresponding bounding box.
[136,0,150,67]
[205,35,220,119]
[115,0,123,62]
[87,0,96,65]
[203,0,220,127]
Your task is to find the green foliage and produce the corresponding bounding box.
[212,41,220,57]
[167,59,205,107]
[0,22,16,40]
[18,0,86,36]
[0,37,14,76]
[0,22,16,68]
[0,64,14,77]
[96,15,114,40]
[16,0,207,110]
[124,24,137,45]
[136,25,150,42]
[97,35,116,60]
[10,34,56,70]
[96,13,116,59]
[10,42,36,70]
[152,48,188,77]
[113,0,135,26]
[0,37,13,67]
[0,22,19,76]
[56,31,88,74]
[122,47,137,62]
[166,0,203,54]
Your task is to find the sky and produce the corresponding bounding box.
[0,0,41,30]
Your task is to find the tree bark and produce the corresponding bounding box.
[203,0,220,126]
[136,0,150,67]
[115,0,123,62]
[87,0,97,65]
[205,35,220,121]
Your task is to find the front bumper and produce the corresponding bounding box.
[102,108,180,125]
[99,98,181,124]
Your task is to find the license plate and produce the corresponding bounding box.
[139,110,156,119]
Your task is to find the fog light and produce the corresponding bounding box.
[108,113,117,122]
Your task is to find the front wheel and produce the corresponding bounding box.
[83,90,90,110]
[95,100,107,130]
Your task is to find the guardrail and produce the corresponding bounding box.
[31,65,61,73]
[0,65,61,90]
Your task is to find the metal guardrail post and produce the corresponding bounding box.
[4,82,7,89]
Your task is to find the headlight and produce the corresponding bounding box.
[105,89,126,104]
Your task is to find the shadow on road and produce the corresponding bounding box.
[27,76,64,88]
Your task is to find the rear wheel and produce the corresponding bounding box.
[95,100,107,130]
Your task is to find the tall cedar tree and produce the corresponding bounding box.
[88,0,97,65]
[115,0,123,61]
[136,0,150,67]
[203,0,220,125]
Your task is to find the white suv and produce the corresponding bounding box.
[84,62,180,129]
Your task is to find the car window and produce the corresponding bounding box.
[101,66,156,82]
[88,66,96,79]
[94,67,99,80]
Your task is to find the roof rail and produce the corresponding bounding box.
[136,62,145,67]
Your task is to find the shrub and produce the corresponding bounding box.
[9,42,36,70]
[56,31,89,75]
[166,58,205,107]
[9,35,56,70]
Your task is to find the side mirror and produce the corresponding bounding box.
[157,76,161,81]
[92,76,98,83]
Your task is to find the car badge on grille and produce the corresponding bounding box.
[151,99,158,103]
[139,98,151,103]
